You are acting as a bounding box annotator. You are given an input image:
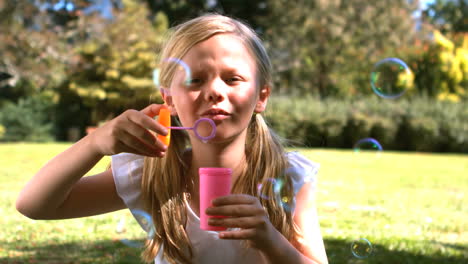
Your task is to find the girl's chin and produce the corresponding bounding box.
[195,137,225,144]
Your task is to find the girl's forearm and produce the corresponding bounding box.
[16,135,103,219]
[259,228,324,264]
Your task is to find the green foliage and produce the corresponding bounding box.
[0,95,55,142]
[0,124,5,140]
[265,96,468,153]
[67,2,168,123]
[1,0,467,143]
[258,0,419,98]
[423,0,468,34]
[143,0,268,31]
[406,31,468,101]
[0,0,73,103]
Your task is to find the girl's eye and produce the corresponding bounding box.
[226,77,242,83]
[187,78,202,85]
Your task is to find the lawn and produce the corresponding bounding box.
[0,143,467,263]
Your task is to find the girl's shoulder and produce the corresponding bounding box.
[111,153,145,210]
[285,151,320,193]
[111,152,145,183]
[111,152,145,166]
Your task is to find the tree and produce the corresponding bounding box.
[0,0,73,106]
[423,0,468,34]
[66,0,169,124]
[256,0,420,98]
[408,30,468,101]
[0,0,134,140]
[143,0,268,31]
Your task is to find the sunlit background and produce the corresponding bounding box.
[0,0,466,263]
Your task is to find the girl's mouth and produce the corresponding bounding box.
[201,108,231,120]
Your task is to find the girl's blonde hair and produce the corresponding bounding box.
[141,14,303,263]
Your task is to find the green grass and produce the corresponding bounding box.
[0,143,467,263]
[305,148,467,263]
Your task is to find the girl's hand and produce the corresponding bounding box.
[88,104,169,157]
[206,194,277,251]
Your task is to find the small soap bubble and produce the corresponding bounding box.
[353,138,383,166]
[257,178,292,212]
[351,238,373,259]
[353,138,383,154]
[281,196,292,211]
[115,209,155,248]
[273,178,284,194]
[370,58,412,99]
[257,178,278,200]
[161,58,192,88]
[276,186,292,212]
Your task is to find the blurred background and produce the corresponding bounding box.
[0,0,467,263]
[0,0,466,152]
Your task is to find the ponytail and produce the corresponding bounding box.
[141,116,194,264]
[233,114,304,248]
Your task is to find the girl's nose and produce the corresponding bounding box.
[204,78,226,103]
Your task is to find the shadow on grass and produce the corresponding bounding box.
[324,238,468,264]
[1,238,467,264]
[0,239,143,264]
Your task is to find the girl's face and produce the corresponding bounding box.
[165,33,269,143]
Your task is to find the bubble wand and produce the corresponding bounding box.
[157,108,216,146]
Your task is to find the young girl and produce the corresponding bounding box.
[16,14,328,264]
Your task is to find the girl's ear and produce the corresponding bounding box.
[161,87,177,116]
[254,85,271,113]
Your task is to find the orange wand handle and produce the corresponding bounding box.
[157,108,171,146]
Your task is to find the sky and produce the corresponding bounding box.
[414,0,437,22]
[420,0,437,10]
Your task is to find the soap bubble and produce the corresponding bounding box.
[353,138,383,163]
[257,178,277,200]
[257,178,292,212]
[153,58,192,96]
[370,58,412,99]
[157,58,191,86]
[353,138,383,153]
[274,179,293,212]
[115,209,155,248]
[280,195,292,211]
[351,238,373,259]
